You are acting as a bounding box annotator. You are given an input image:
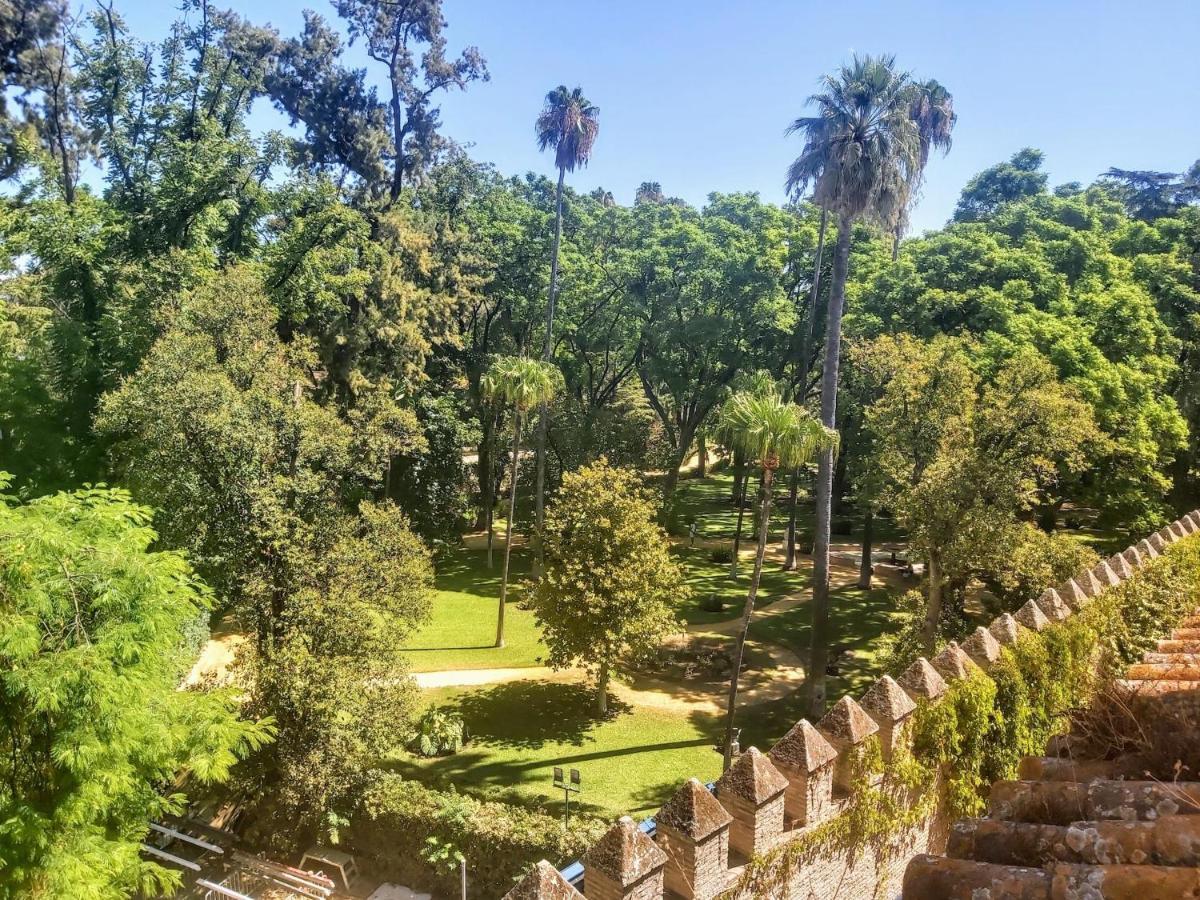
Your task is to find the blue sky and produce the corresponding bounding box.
[115,0,1200,233]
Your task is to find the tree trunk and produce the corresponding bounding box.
[475,420,493,530]
[660,425,694,521]
[858,509,874,589]
[730,493,747,578]
[597,661,609,716]
[533,166,568,575]
[730,448,746,504]
[497,414,524,647]
[783,468,800,570]
[723,465,775,770]
[806,213,853,720]
[797,208,828,403]
[696,432,707,477]
[922,550,943,652]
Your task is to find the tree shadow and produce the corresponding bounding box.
[440,679,630,750]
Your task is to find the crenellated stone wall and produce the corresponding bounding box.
[505,511,1200,900]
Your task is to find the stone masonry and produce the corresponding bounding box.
[505,511,1200,900]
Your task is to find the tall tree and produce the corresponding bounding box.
[716,391,835,769]
[785,54,923,716]
[532,85,599,562]
[953,148,1047,222]
[268,0,487,204]
[482,355,561,647]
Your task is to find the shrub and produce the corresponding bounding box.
[709,546,733,564]
[700,592,725,613]
[349,774,606,898]
[410,708,469,757]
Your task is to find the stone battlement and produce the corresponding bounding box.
[504,512,1200,900]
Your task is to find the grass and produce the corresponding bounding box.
[391,682,723,819]
[402,547,544,672]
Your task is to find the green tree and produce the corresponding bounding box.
[953,148,1048,222]
[863,336,1096,650]
[268,0,487,203]
[716,391,836,768]
[528,459,685,715]
[533,86,599,559]
[481,355,561,647]
[785,54,923,715]
[0,478,272,898]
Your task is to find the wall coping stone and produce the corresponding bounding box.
[897,657,948,700]
[584,816,668,888]
[656,777,732,841]
[715,746,788,805]
[769,720,838,774]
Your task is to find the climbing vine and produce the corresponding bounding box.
[723,535,1200,899]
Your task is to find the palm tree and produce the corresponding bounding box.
[532,86,600,565]
[854,79,956,586]
[786,55,923,718]
[482,356,561,647]
[718,391,837,769]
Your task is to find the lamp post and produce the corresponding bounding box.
[553,767,581,828]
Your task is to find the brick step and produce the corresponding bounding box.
[987,780,1200,825]
[946,816,1200,867]
[1143,652,1200,665]
[1157,640,1200,654]
[1126,662,1200,680]
[1017,756,1149,783]
[1173,628,1200,641]
[902,855,1200,899]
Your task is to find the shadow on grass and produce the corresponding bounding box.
[437,680,629,750]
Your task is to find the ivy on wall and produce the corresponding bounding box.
[727,536,1200,899]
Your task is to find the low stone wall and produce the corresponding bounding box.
[503,512,1200,900]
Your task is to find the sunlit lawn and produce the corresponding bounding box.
[402,548,545,672]
[392,682,723,819]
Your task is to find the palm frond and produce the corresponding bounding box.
[535,85,600,173]
[717,391,838,471]
[482,356,562,412]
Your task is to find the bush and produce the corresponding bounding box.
[348,774,607,898]
[709,547,733,564]
[410,708,469,757]
[700,592,724,613]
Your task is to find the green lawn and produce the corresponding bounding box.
[402,548,545,672]
[391,682,723,819]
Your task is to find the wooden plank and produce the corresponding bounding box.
[140,843,200,872]
[149,821,224,854]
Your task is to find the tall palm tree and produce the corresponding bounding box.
[482,356,561,647]
[855,79,956,586]
[532,86,600,566]
[718,391,837,769]
[786,55,923,718]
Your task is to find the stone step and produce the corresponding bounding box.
[901,855,1050,898]
[1016,756,1149,783]
[1173,628,1200,641]
[987,780,1200,825]
[1158,640,1200,655]
[1143,652,1200,665]
[903,855,1200,899]
[1158,640,1200,654]
[946,816,1200,867]
[1126,662,1200,680]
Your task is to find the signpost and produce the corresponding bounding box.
[553,767,581,828]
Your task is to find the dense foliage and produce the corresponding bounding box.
[0,479,272,898]
[2,0,1199,891]
[528,459,686,713]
